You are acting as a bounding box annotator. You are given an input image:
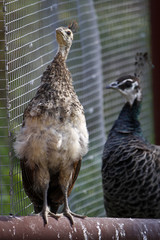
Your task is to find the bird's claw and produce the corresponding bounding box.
[63,210,86,225]
[40,208,61,225]
[48,211,62,220]
[40,204,86,225]
[63,211,74,225]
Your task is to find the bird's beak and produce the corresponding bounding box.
[56,27,63,33]
[106,82,118,89]
[56,28,64,38]
[56,27,65,45]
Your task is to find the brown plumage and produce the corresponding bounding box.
[14,24,89,225]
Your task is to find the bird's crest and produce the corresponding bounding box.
[68,21,78,33]
[134,52,151,78]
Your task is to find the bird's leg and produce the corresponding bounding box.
[41,183,49,224]
[62,184,86,225]
[40,183,61,224]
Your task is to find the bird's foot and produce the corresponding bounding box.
[40,206,61,225]
[63,209,86,225]
[49,211,62,219]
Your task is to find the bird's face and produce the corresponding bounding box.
[106,75,142,105]
[56,27,73,48]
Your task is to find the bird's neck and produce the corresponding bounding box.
[113,99,142,135]
[57,45,70,60]
[41,48,70,85]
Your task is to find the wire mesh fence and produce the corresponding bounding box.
[0,0,152,217]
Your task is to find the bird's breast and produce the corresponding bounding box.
[14,114,88,171]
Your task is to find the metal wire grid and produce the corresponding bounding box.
[68,0,106,217]
[1,0,106,216]
[0,0,152,217]
[4,0,59,215]
[0,0,11,215]
[94,0,153,141]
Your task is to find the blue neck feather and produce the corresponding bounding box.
[111,99,142,136]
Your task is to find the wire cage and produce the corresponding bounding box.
[0,0,153,217]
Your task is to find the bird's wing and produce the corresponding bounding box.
[151,144,160,154]
[68,158,82,195]
[102,135,160,176]
[20,158,43,213]
[22,81,55,121]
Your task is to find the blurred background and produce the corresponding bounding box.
[0,0,157,217]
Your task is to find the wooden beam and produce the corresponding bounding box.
[0,216,160,239]
[150,1,160,144]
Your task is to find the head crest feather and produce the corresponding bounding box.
[68,21,78,33]
[134,52,151,78]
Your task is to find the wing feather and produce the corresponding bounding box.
[20,158,43,213]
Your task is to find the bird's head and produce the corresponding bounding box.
[106,75,142,106]
[56,22,77,59]
[56,27,73,48]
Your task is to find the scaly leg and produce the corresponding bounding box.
[62,184,86,225]
[40,183,61,224]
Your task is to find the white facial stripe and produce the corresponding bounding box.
[133,81,138,85]
[132,81,139,89]
[118,79,133,86]
[114,77,141,106]
[124,81,138,93]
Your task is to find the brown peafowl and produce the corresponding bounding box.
[14,23,89,225]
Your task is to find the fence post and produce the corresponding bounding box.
[150,1,160,144]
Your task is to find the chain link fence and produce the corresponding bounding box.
[0,0,152,217]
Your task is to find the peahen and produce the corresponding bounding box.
[102,70,160,218]
[14,23,89,225]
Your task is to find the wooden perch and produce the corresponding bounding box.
[0,215,160,239]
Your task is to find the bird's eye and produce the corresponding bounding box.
[125,81,132,88]
[66,31,71,36]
